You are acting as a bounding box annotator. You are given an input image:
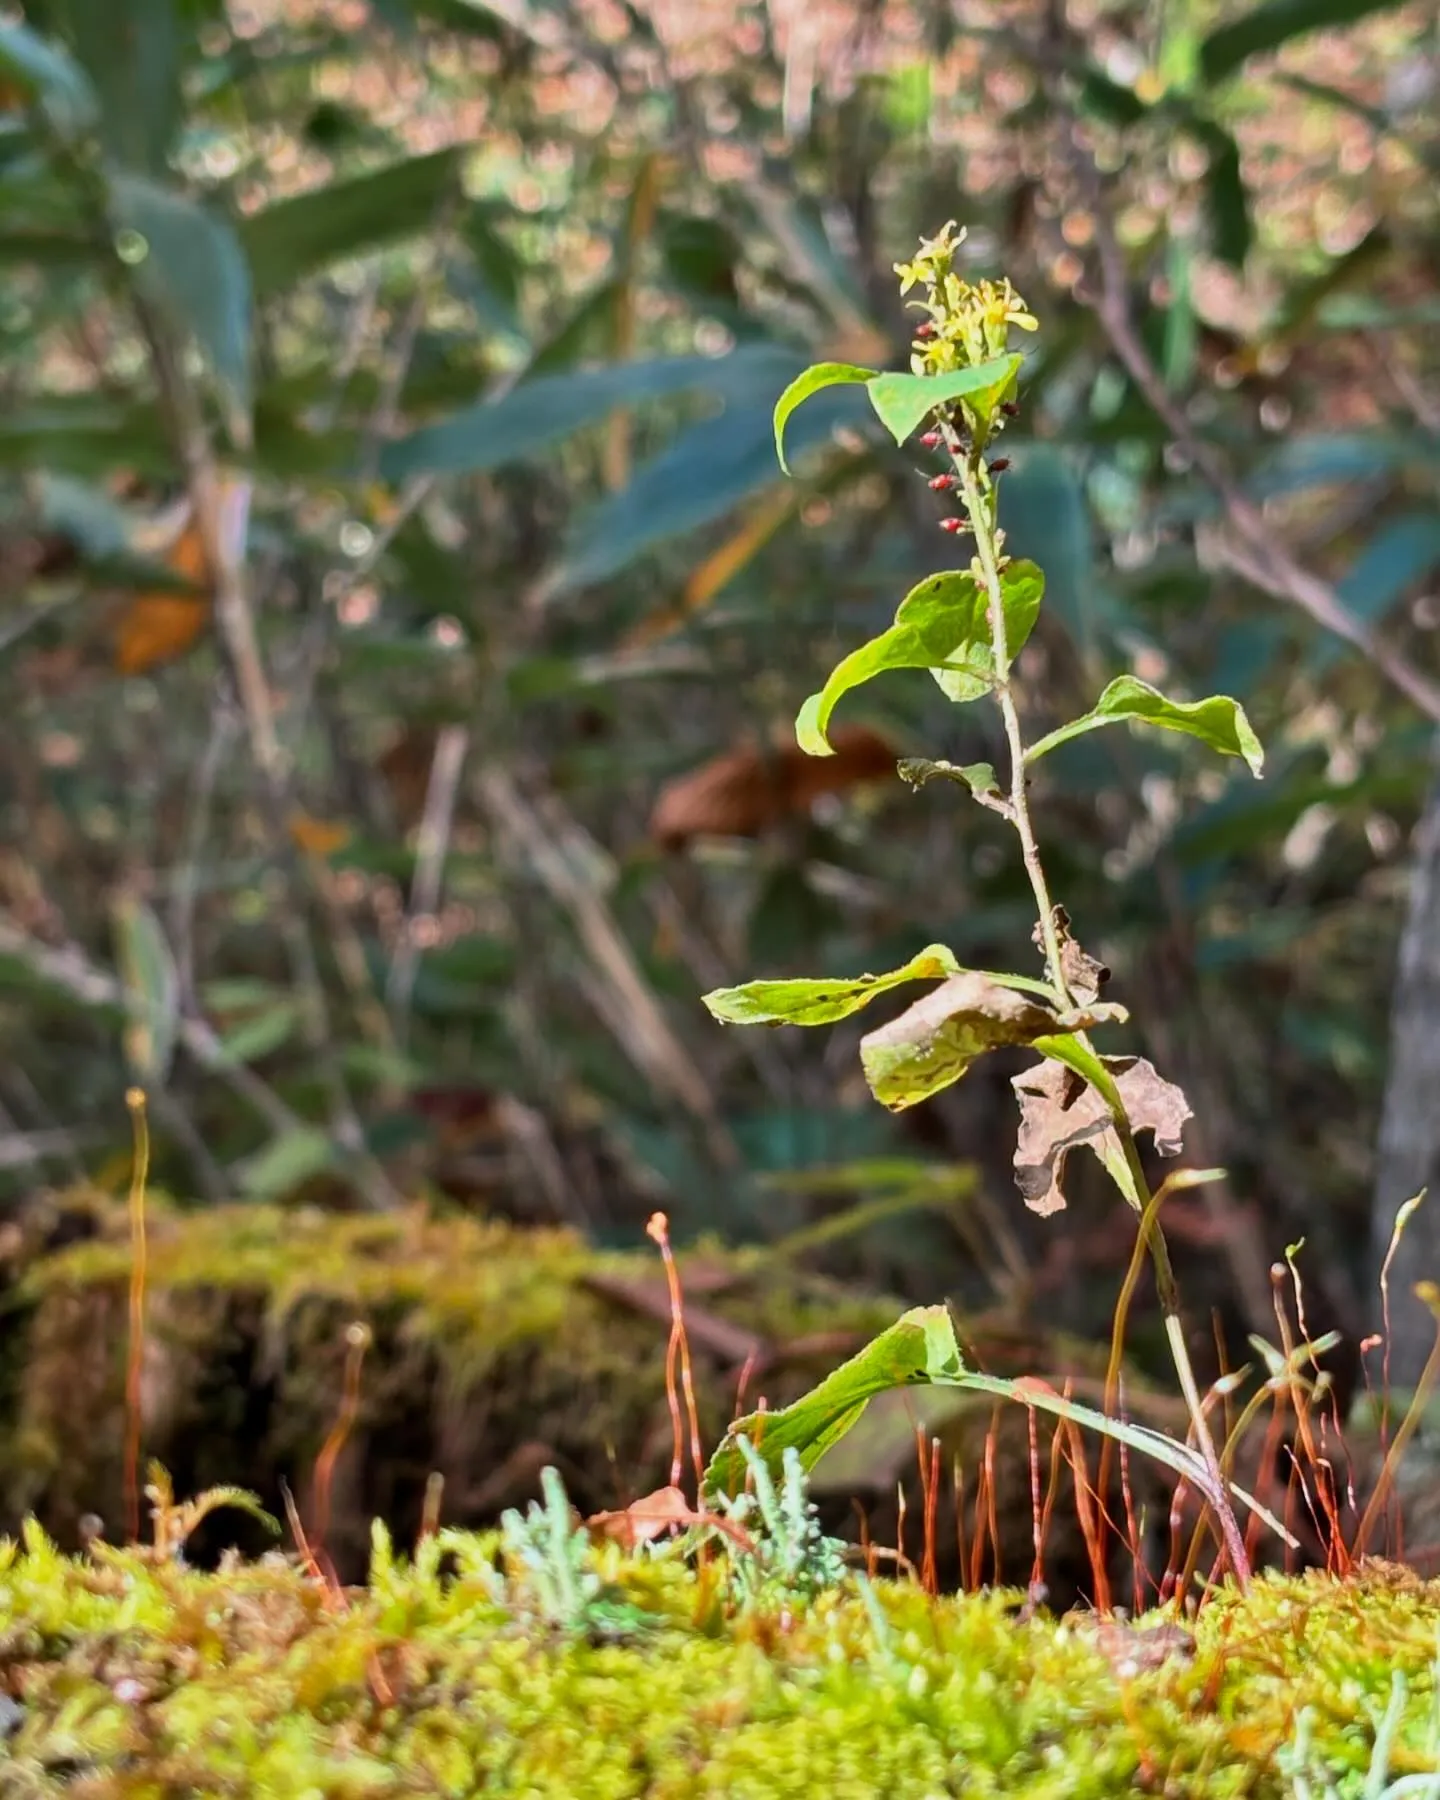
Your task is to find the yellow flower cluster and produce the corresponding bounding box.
[895,220,1038,374]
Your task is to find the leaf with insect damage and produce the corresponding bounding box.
[704,944,964,1027]
[1012,1054,1192,1216]
[859,972,1124,1111]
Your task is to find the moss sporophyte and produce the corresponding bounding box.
[701,226,1271,1585]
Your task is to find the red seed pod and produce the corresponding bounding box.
[928,473,956,491]
[919,430,942,449]
[1001,401,1020,418]
[938,516,969,534]
[914,321,937,340]
[988,457,1011,473]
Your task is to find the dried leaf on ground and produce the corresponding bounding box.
[650,724,896,849]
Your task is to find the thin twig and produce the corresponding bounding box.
[386,723,469,1048]
[128,302,398,1209]
[168,684,239,1017]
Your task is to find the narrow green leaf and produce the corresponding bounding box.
[702,944,962,1027]
[703,1305,1297,1545]
[772,362,876,475]
[382,351,783,483]
[797,560,1044,753]
[51,0,181,172]
[1026,676,1264,776]
[0,21,98,141]
[240,149,463,299]
[865,354,1022,447]
[240,1127,337,1200]
[703,1306,959,1497]
[110,175,252,423]
[1200,0,1406,85]
[112,895,179,1086]
[218,1003,300,1065]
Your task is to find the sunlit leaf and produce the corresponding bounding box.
[1025,676,1264,776]
[859,974,1122,1111]
[865,355,1022,446]
[796,561,1044,753]
[704,1304,1295,1545]
[703,944,963,1027]
[771,362,876,474]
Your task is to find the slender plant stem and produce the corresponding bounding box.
[955,446,1072,1007]
[953,411,1252,1588]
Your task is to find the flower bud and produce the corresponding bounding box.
[1001,401,1020,418]
[988,458,1011,473]
[938,516,968,534]
[928,473,956,491]
[919,430,942,449]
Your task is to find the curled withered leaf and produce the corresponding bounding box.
[859,973,1115,1112]
[1034,905,1110,1008]
[1011,1055,1192,1217]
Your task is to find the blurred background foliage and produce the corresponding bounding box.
[1,0,1438,1374]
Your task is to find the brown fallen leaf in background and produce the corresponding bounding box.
[113,509,210,676]
[649,723,897,850]
[1011,1055,1192,1216]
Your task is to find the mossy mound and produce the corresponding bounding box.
[0,1199,912,1574]
[2,1520,1438,1797]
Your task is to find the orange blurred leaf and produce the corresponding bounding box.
[113,510,211,675]
[650,724,898,849]
[288,813,351,858]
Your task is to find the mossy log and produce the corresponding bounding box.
[1,1196,917,1576]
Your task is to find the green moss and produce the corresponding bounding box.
[2,1522,1437,1797]
[1,1202,905,1566]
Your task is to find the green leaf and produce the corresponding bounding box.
[859,973,1122,1112]
[112,895,179,1087]
[1197,121,1252,269]
[0,21,98,141]
[239,1127,337,1200]
[1199,0,1407,85]
[865,354,1022,446]
[49,0,180,172]
[703,1305,1298,1546]
[110,175,251,423]
[240,149,463,299]
[896,758,1000,801]
[1025,676,1264,776]
[796,560,1044,753]
[218,1002,300,1064]
[382,349,786,483]
[703,1306,960,1498]
[771,363,876,475]
[703,944,963,1027]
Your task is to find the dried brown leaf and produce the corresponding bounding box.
[1034,905,1110,1007]
[1011,1055,1192,1216]
[649,724,897,849]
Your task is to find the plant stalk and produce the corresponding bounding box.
[954,420,1251,1589]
